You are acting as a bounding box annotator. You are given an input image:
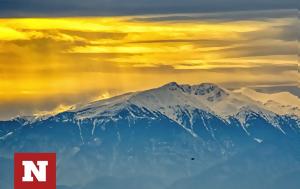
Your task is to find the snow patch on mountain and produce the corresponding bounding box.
[0,132,13,140]
[254,138,263,143]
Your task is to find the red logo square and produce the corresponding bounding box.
[14,153,56,189]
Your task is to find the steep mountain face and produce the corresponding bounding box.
[0,82,299,189]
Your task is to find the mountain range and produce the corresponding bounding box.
[0,82,299,189]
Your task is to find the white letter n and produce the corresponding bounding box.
[22,161,48,182]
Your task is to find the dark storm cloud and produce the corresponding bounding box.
[0,0,298,17]
[132,9,297,22]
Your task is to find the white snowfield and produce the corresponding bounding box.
[69,82,300,135]
[234,87,300,117]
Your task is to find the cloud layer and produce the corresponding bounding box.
[0,10,298,119]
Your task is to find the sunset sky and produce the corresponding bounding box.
[0,3,298,119]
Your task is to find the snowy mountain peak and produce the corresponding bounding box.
[160,82,228,102]
[69,82,293,132]
[188,83,228,101]
[161,82,182,90]
[17,82,299,133]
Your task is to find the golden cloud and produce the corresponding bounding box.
[0,15,297,119]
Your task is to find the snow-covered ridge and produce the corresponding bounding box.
[66,82,299,132]
[234,87,300,117]
[3,82,299,139]
[10,82,299,132]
